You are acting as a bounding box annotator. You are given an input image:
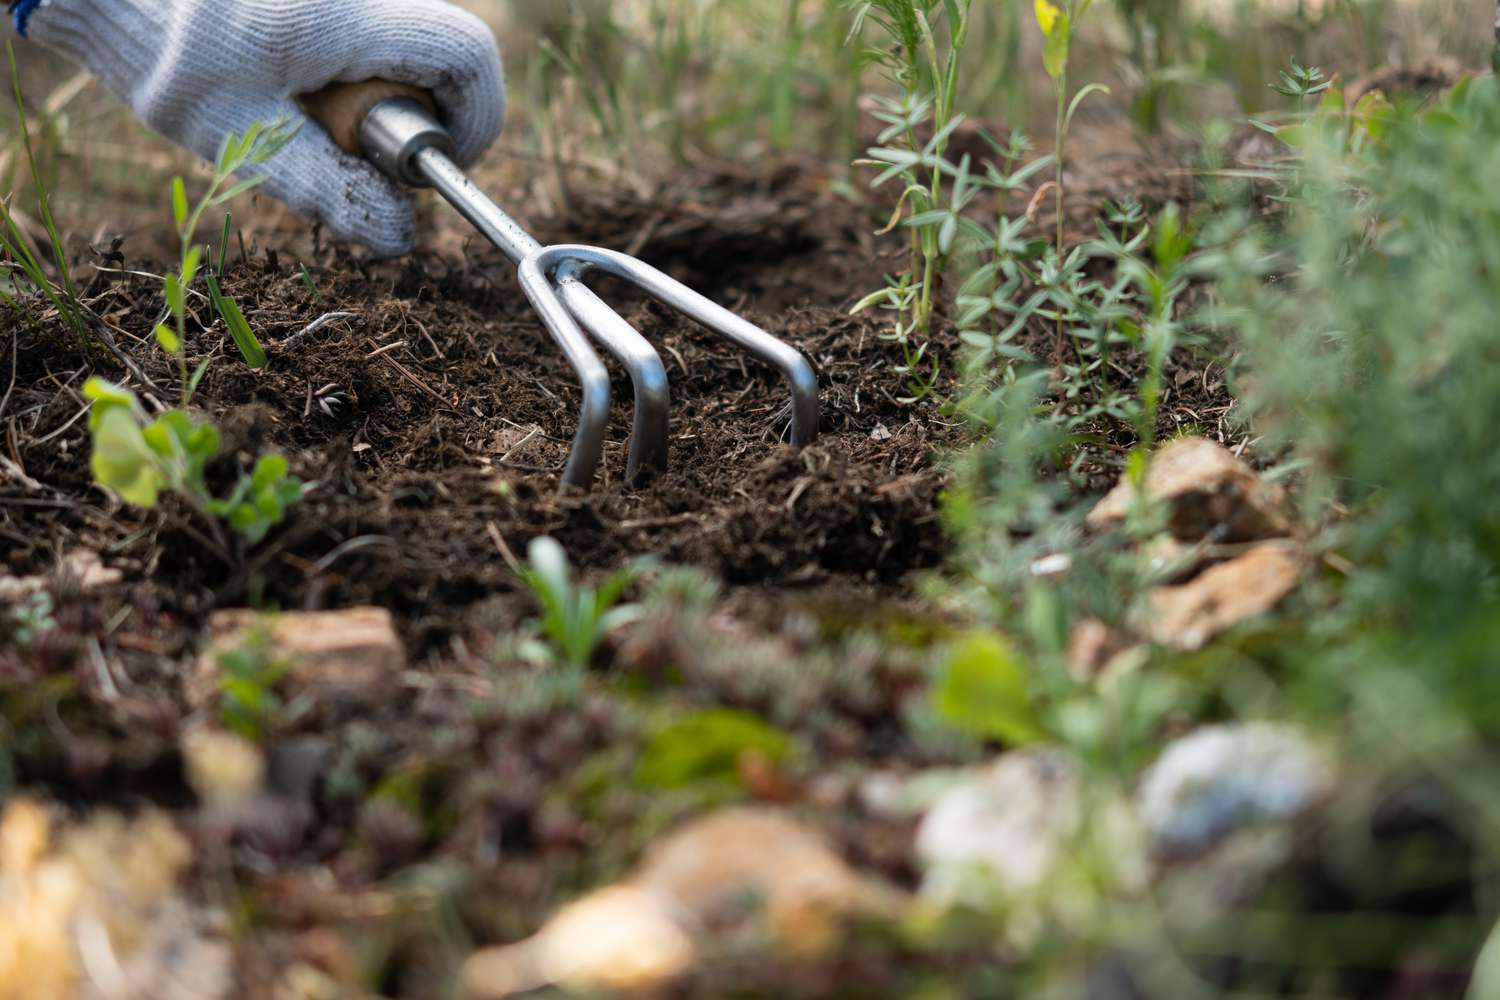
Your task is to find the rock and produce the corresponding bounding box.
[915,750,1081,906]
[461,807,893,998]
[1085,436,1288,543]
[1145,542,1301,650]
[634,808,881,952]
[1345,56,1467,109]
[462,885,693,997]
[0,797,231,1000]
[191,607,404,707]
[181,728,265,805]
[1137,723,1333,857]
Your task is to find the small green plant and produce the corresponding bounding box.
[5,591,56,649]
[1270,56,1333,102]
[157,119,298,404]
[83,378,303,554]
[635,707,794,793]
[0,42,90,350]
[216,622,294,742]
[1032,0,1109,362]
[930,630,1045,746]
[849,0,976,400]
[518,536,645,670]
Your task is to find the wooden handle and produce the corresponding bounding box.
[299,79,436,155]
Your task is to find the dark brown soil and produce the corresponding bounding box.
[3,165,956,652]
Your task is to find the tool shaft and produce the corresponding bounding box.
[413,147,541,264]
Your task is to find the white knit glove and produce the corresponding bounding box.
[21,0,505,255]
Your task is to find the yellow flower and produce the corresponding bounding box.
[1034,0,1062,37]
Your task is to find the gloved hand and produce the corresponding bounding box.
[17,0,505,255]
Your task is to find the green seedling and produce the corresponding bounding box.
[157,119,299,403]
[849,0,976,400]
[216,622,294,743]
[518,536,645,670]
[0,42,90,350]
[6,592,56,650]
[1270,56,1333,101]
[1032,0,1108,361]
[83,377,303,553]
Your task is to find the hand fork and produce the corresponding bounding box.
[303,81,819,489]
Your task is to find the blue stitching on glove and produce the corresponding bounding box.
[10,0,42,37]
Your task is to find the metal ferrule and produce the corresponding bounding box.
[357,97,456,187]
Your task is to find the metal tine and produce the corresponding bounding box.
[529,245,821,447]
[554,260,670,483]
[411,144,670,485]
[511,266,612,489]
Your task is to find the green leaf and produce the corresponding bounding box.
[207,275,268,368]
[165,272,185,321]
[189,357,212,395]
[89,406,164,508]
[181,245,202,288]
[82,378,140,430]
[250,453,289,491]
[212,175,271,206]
[1064,83,1111,133]
[154,323,181,354]
[526,536,572,606]
[217,213,233,274]
[931,631,1045,745]
[171,177,188,230]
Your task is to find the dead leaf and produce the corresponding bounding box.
[1146,542,1301,650]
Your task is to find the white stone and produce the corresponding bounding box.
[1137,723,1333,856]
[915,750,1080,906]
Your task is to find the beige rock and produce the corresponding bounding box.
[1086,437,1288,543]
[461,808,892,998]
[1146,543,1301,650]
[462,886,692,998]
[634,807,879,954]
[0,798,229,1000]
[181,728,265,805]
[192,607,404,707]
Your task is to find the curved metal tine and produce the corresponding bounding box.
[553,260,671,484]
[534,245,820,446]
[515,257,612,490]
